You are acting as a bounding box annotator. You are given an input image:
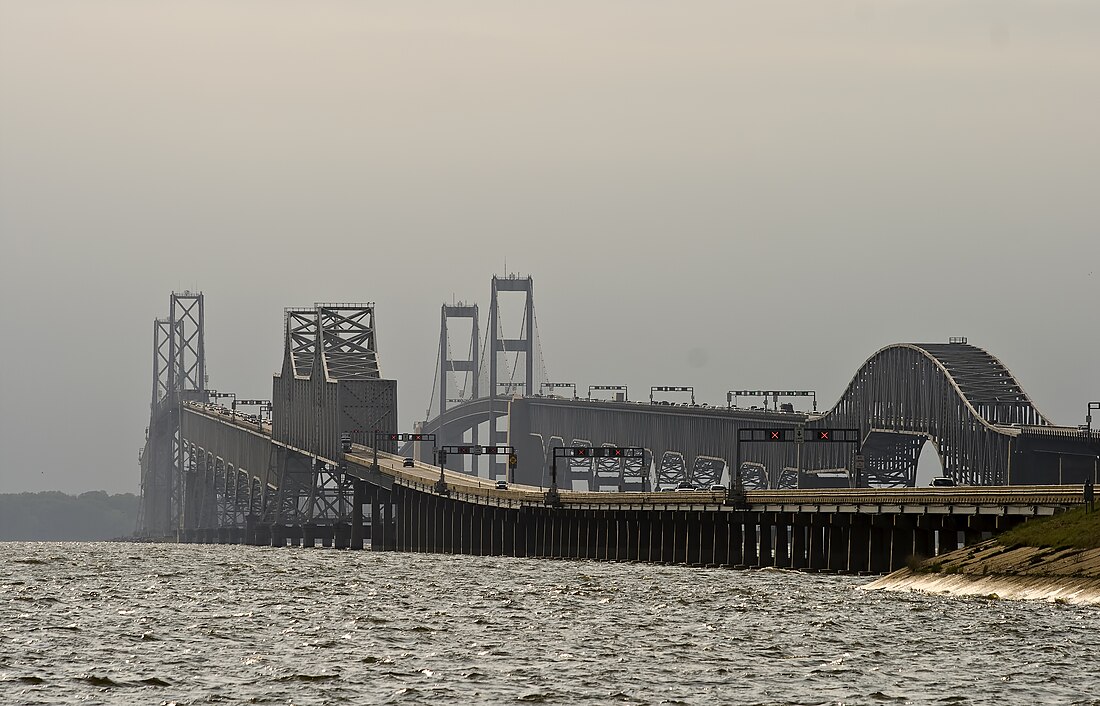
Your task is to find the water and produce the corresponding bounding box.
[2,543,1097,705]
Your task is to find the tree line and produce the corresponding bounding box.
[0,491,139,541]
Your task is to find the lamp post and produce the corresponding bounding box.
[435,449,449,495]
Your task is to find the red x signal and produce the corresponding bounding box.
[819,431,830,440]
[770,431,781,440]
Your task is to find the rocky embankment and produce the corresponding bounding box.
[862,507,1100,604]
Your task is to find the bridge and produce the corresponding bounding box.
[137,279,1099,573]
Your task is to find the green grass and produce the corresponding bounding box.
[997,507,1100,550]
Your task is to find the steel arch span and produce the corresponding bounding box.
[812,341,1054,486]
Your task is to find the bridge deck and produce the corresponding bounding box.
[348,445,1084,516]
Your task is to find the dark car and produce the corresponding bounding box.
[674,481,695,492]
[403,458,415,468]
[929,477,956,487]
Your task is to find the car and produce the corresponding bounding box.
[709,485,725,491]
[674,481,696,492]
[929,477,956,487]
[495,480,509,490]
[403,458,415,468]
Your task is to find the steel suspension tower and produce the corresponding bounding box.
[138,291,206,536]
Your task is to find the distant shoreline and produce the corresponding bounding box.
[0,491,139,542]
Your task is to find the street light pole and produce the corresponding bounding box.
[435,449,449,495]
[547,456,560,505]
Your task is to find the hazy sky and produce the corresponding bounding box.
[1,1,1097,494]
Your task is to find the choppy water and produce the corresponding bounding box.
[2,543,1097,705]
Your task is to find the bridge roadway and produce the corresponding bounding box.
[341,446,1084,574]
[354,446,1080,516]
[180,405,1086,574]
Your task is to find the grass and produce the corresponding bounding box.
[997,507,1100,550]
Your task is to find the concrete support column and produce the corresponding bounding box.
[660,511,675,564]
[270,524,286,548]
[773,515,790,568]
[791,515,809,569]
[847,514,871,573]
[368,488,381,551]
[869,515,892,573]
[758,513,774,568]
[827,515,849,572]
[640,513,654,562]
[808,515,828,570]
[527,509,539,558]
[334,523,350,550]
[683,512,700,566]
[742,514,759,568]
[712,512,729,566]
[698,512,714,566]
[349,481,365,550]
[302,523,317,549]
[937,517,962,554]
[472,505,484,556]
[546,509,556,559]
[891,515,917,571]
[728,513,744,567]
[584,511,595,560]
[536,510,548,558]
[567,509,576,559]
[914,516,935,560]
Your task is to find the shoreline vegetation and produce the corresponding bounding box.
[0,491,139,541]
[863,507,1100,605]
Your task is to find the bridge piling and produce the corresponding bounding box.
[848,515,871,573]
[890,516,916,570]
[742,516,758,568]
[914,517,934,560]
[350,480,365,550]
[758,514,775,568]
[774,517,791,568]
[790,517,807,569]
[269,524,285,548]
[869,517,892,573]
[333,523,350,550]
[827,516,849,572]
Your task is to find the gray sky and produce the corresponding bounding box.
[1,1,1097,494]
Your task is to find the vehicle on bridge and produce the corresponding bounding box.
[930,477,957,487]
